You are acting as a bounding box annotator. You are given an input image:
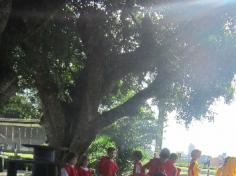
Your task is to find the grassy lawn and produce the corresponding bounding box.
[1,152,33,159]
[177,162,217,176]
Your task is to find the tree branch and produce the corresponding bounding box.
[102,44,164,94]
[96,71,172,131]
[102,15,164,94]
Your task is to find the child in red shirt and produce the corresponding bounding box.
[132,150,144,176]
[165,153,180,176]
[143,148,170,176]
[61,152,78,176]
[97,147,119,176]
[77,154,93,176]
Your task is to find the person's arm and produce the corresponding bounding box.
[61,168,69,176]
[96,159,100,175]
[89,169,93,176]
[176,168,181,176]
[142,161,150,175]
[114,161,119,176]
[188,169,193,176]
[135,163,142,176]
[96,158,103,176]
[188,163,194,176]
[173,167,177,176]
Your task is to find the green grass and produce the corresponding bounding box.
[1,152,33,159]
[176,162,217,176]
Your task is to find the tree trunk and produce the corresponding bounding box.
[0,0,12,36]
[45,113,97,158]
[0,0,16,107]
[155,102,166,153]
[0,75,17,107]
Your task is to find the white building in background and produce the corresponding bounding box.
[188,143,195,156]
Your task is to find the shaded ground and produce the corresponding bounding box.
[0,171,31,176]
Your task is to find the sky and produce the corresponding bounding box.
[162,97,236,158]
[158,0,236,158]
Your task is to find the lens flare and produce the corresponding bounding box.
[152,0,236,23]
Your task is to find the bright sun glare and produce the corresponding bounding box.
[163,97,236,157]
[153,0,236,158]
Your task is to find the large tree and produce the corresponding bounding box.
[1,0,236,155]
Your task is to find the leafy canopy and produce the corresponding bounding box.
[1,0,236,151]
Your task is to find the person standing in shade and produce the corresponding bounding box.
[61,152,78,176]
[165,153,181,176]
[97,147,119,176]
[132,150,144,176]
[77,154,93,176]
[142,148,171,176]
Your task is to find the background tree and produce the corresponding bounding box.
[0,0,236,156]
[0,89,41,119]
[88,104,157,174]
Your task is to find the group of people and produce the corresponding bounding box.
[61,147,118,176]
[61,147,202,176]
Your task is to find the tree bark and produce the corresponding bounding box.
[155,101,166,153]
[0,0,12,36]
[0,0,16,107]
[0,75,17,107]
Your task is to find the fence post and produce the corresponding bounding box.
[0,157,3,172]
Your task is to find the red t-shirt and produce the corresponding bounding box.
[133,161,144,176]
[77,166,93,176]
[144,158,166,176]
[63,165,78,176]
[165,160,176,176]
[98,156,119,176]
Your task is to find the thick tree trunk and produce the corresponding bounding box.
[0,49,17,108]
[155,102,166,153]
[0,75,17,107]
[0,0,16,106]
[44,112,97,156]
[34,63,66,148]
[0,0,12,36]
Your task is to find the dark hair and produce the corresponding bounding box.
[78,154,88,166]
[133,150,143,160]
[107,147,116,154]
[170,153,178,160]
[191,149,201,158]
[159,148,170,159]
[65,152,77,163]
